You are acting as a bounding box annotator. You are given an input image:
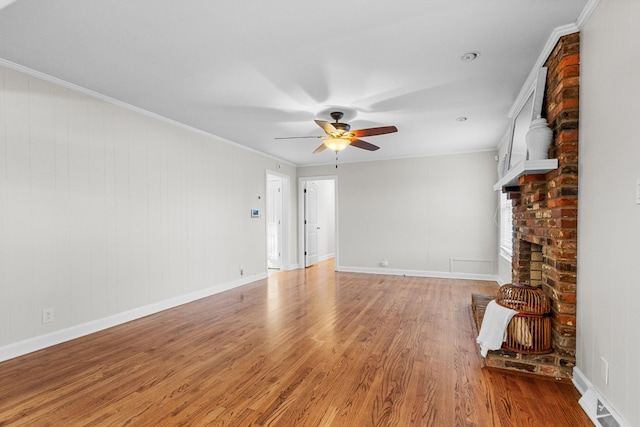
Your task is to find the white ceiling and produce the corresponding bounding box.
[0,0,588,166]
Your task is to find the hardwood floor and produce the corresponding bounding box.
[0,259,592,426]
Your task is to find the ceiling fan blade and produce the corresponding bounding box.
[351,126,398,138]
[314,119,338,134]
[274,135,324,140]
[313,143,328,154]
[349,139,380,151]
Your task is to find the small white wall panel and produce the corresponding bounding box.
[28,77,58,333]
[52,86,72,329]
[4,68,35,341]
[128,118,151,308]
[86,98,109,320]
[67,90,94,325]
[145,123,165,300]
[102,103,119,315]
[0,66,9,344]
[450,259,494,275]
[164,128,187,297]
[186,135,207,292]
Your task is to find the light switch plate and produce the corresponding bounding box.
[636,179,640,204]
[600,356,609,385]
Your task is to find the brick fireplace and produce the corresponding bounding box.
[485,33,579,378]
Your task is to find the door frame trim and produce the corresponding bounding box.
[298,175,338,270]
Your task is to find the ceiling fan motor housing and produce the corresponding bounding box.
[330,112,350,131]
[330,111,344,121]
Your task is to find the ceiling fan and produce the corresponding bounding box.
[276,111,398,153]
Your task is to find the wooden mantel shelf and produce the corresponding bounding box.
[493,159,558,191]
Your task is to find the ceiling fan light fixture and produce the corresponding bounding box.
[324,137,351,152]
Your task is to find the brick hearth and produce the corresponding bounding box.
[485,33,579,378]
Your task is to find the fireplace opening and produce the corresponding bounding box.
[513,240,543,287]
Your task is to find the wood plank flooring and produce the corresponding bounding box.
[0,259,592,426]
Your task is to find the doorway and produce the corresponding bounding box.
[298,176,337,269]
[266,171,290,271]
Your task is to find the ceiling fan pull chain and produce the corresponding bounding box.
[335,151,339,168]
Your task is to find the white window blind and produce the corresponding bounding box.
[500,192,513,258]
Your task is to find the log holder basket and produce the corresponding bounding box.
[496,283,552,354]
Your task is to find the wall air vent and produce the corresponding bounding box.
[579,387,627,427]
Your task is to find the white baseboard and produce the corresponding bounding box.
[318,253,336,263]
[337,265,500,283]
[0,273,266,363]
[573,367,629,427]
[572,366,591,395]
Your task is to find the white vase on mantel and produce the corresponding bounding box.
[526,117,553,161]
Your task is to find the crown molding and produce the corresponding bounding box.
[576,0,601,29]
[0,0,18,11]
[0,58,296,168]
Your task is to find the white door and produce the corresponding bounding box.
[266,177,282,269]
[304,181,319,267]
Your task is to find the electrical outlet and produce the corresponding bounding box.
[239,268,244,276]
[600,357,609,385]
[42,308,54,324]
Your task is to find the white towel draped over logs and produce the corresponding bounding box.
[476,300,518,357]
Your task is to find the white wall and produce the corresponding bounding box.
[0,64,296,356]
[578,1,640,425]
[299,151,499,278]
